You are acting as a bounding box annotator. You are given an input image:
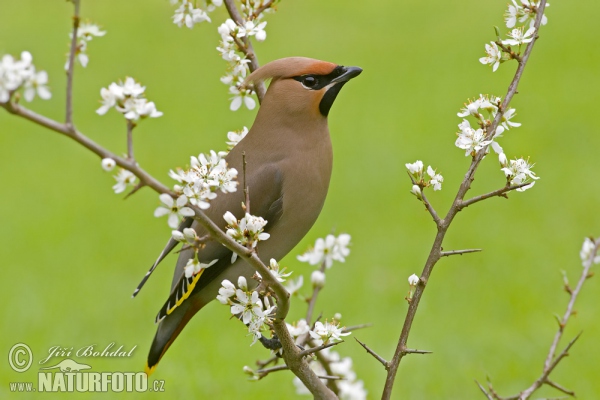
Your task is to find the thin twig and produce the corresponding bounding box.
[355,338,388,369]
[126,120,135,160]
[223,0,266,102]
[256,355,278,368]
[298,341,343,358]
[342,323,373,333]
[65,0,81,129]
[305,260,326,325]
[440,249,482,257]
[252,0,275,19]
[483,235,595,400]
[407,172,442,225]
[402,348,433,355]
[476,380,495,400]
[382,2,548,399]
[317,375,344,381]
[256,364,288,377]
[459,182,532,210]
[544,379,575,397]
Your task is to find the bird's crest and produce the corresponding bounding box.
[244,57,337,88]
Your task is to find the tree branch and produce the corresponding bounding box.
[126,120,135,160]
[458,182,532,210]
[382,2,548,398]
[1,97,336,400]
[223,0,266,102]
[65,0,81,129]
[298,340,342,358]
[305,260,326,325]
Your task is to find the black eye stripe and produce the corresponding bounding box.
[292,65,345,91]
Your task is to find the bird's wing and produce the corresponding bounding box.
[131,217,194,298]
[154,165,284,323]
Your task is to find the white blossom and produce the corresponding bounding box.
[170,150,238,210]
[268,258,292,282]
[0,51,51,103]
[219,278,276,345]
[455,119,492,156]
[479,42,502,72]
[503,27,536,47]
[426,166,443,191]
[405,160,424,180]
[229,85,256,111]
[96,77,161,120]
[499,152,509,167]
[172,2,211,28]
[309,320,351,344]
[112,169,137,194]
[501,108,521,130]
[230,289,264,325]
[505,0,549,29]
[311,270,326,288]
[224,212,270,262]
[226,126,249,150]
[183,257,217,278]
[410,184,422,199]
[408,274,419,286]
[66,22,106,69]
[216,279,237,304]
[297,233,351,268]
[23,70,51,102]
[580,237,600,266]
[501,157,540,191]
[101,158,116,171]
[237,20,267,42]
[285,275,304,296]
[154,194,195,228]
[286,319,310,342]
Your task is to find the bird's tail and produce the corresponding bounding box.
[145,299,198,376]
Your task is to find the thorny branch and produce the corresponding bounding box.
[381,2,549,399]
[478,239,598,400]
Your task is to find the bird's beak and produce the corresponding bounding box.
[330,66,363,84]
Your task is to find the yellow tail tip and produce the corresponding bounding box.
[145,361,157,377]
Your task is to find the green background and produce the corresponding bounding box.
[1,1,599,398]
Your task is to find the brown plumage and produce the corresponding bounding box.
[139,57,362,374]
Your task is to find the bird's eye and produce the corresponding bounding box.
[302,76,317,88]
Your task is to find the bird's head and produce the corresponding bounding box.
[244,57,362,118]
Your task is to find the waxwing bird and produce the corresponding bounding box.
[136,57,362,375]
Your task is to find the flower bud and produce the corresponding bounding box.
[238,276,248,291]
[183,227,197,242]
[311,270,326,288]
[410,185,422,200]
[171,230,185,242]
[101,158,116,171]
[408,274,419,286]
[498,152,508,167]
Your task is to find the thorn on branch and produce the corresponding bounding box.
[298,340,343,358]
[341,323,373,333]
[354,338,388,369]
[402,348,433,355]
[440,249,482,257]
[124,182,146,199]
[543,378,575,397]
